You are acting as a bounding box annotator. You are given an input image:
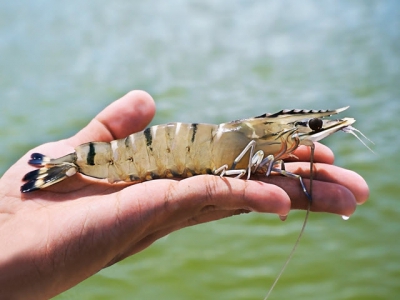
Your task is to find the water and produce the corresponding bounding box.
[1,1,399,299]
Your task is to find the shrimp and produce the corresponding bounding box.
[21,106,361,194]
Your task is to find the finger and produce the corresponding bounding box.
[81,176,291,265]
[255,175,358,216]
[269,162,369,205]
[285,142,335,164]
[101,176,292,264]
[115,175,292,231]
[69,90,156,146]
[166,175,291,215]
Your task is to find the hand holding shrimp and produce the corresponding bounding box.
[0,90,368,299]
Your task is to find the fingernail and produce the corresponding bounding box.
[279,215,288,221]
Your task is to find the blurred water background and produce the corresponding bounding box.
[1,1,399,299]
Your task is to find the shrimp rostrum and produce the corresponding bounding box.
[21,106,364,195]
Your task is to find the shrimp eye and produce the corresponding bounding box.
[309,118,323,131]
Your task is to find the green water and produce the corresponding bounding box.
[1,1,399,299]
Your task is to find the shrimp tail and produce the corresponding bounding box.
[21,152,78,193]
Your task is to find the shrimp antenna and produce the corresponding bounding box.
[263,143,314,300]
[342,126,375,154]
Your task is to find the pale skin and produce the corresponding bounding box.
[0,90,369,299]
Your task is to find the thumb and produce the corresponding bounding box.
[68,90,156,146]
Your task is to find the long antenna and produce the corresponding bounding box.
[263,143,314,299]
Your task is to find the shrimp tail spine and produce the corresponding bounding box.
[20,152,78,193]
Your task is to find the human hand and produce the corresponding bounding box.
[0,90,369,299]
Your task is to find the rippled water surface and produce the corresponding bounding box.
[1,1,399,299]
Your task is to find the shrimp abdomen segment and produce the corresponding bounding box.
[76,142,112,180]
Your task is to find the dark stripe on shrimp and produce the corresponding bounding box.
[124,136,131,148]
[87,142,96,166]
[191,123,198,143]
[144,127,153,151]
